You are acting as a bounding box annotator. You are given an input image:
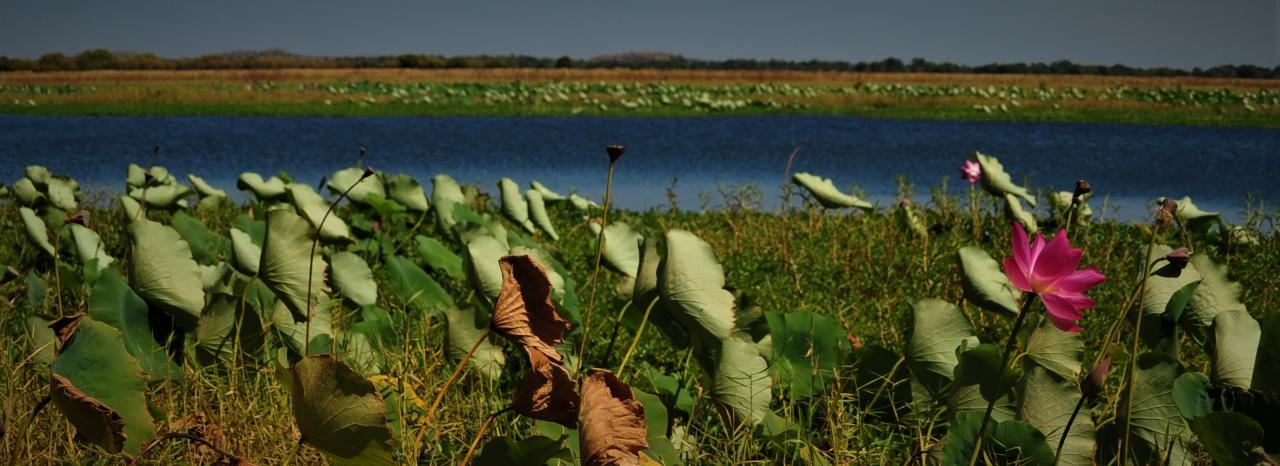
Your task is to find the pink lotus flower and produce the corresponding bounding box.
[1003,223,1106,333]
[961,160,982,185]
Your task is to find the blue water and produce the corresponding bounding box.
[1,115,1277,221]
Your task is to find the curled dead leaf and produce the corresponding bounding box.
[512,347,579,428]
[49,315,84,354]
[50,373,126,453]
[491,255,570,363]
[578,369,648,466]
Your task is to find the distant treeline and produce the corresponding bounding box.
[2,49,1277,79]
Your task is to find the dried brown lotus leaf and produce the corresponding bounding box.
[578,369,649,466]
[491,255,570,362]
[512,348,579,428]
[50,374,126,453]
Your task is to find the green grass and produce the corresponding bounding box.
[1,174,1278,464]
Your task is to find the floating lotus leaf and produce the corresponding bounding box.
[288,355,396,466]
[513,347,578,428]
[975,152,1036,206]
[19,206,56,257]
[228,228,261,276]
[1118,352,1192,465]
[1184,254,1246,329]
[187,174,227,198]
[236,172,288,200]
[50,316,156,455]
[658,230,736,344]
[414,235,463,279]
[331,251,377,307]
[128,219,204,331]
[526,189,559,240]
[579,368,649,466]
[712,334,773,426]
[88,269,182,381]
[326,167,385,205]
[46,177,78,211]
[466,235,509,301]
[1017,365,1095,466]
[791,172,872,210]
[383,174,429,212]
[431,174,466,231]
[259,209,329,320]
[764,311,850,398]
[443,306,505,381]
[13,177,45,205]
[1024,317,1084,379]
[492,255,570,363]
[1210,310,1259,389]
[384,256,452,313]
[956,246,1020,316]
[530,181,566,202]
[906,299,978,396]
[70,224,114,272]
[287,183,352,241]
[590,221,643,277]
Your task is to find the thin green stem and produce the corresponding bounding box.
[575,160,617,373]
[304,173,369,356]
[1117,229,1160,466]
[460,407,511,465]
[417,327,491,447]
[1055,393,1088,463]
[617,296,660,375]
[968,296,1035,466]
[600,299,634,366]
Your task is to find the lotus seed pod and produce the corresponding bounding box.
[605,144,626,163]
[1165,247,1190,270]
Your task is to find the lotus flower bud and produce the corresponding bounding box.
[1,266,19,286]
[1073,179,1092,203]
[63,210,88,226]
[1165,247,1190,270]
[1081,356,1111,398]
[1155,199,1177,230]
[848,335,864,351]
[606,145,626,163]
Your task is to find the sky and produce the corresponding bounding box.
[1,0,1276,68]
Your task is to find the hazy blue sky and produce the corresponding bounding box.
[2,0,1276,68]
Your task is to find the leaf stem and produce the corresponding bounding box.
[575,160,617,373]
[617,296,659,375]
[417,327,491,447]
[304,172,369,356]
[460,407,512,465]
[968,295,1035,466]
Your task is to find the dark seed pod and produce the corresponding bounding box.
[361,166,376,180]
[63,210,88,226]
[605,145,626,163]
[1155,199,1178,230]
[1073,179,1092,202]
[1165,247,1190,270]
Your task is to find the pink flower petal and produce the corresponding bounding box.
[1057,268,1106,294]
[1004,257,1033,292]
[1011,223,1031,274]
[1030,232,1080,288]
[1041,293,1084,325]
[1046,311,1083,333]
[1028,232,1047,271]
[1053,291,1096,311]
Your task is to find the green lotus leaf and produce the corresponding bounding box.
[13,177,45,205]
[414,235,464,279]
[949,343,1017,420]
[1171,372,1212,420]
[1186,412,1267,466]
[1118,352,1192,465]
[956,246,1020,317]
[975,152,1036,206]
[119,195,143,222]
[498,177,536,234]
[50,316,156,455]
[330,252,377,307]
[431,174,466,231]
[385,255,453,313]
[287,183,352,241]
[89,269,182,382]
[236,172,288,201]
[288,355,396,466]
[259,209,329,320]
[764,311,850,398]
[327,167,385,205]
[944,411,1056,466]
[1004,193,1039,232]
[340,331,383,376]
[443,306,505,381]
[1168,196,1221,235]
[383,174,429,212]
[632,237,662,305]
[474,435,571,466]
[1255,311,1280,392]
[228,228,262,276]
[46,177,78,211]
[195,294,265,366]
[526,189,559,240]
[20,206,56,257]
[26,316,56,365]
[568,193,598,211]
[70,224,114,272]
[170,211,228,265]
[453,204,510,249]
[1210,310,1260,389]
[590,221,643,277]
[272,297,333,356]
[906,299,978,396]
[1049,191,1092,226]
[659,230,736,345]
[465,235,509,301]
[1024,317,1084,380]
[128,183,192,208]
[25,165,52,187]
[712,334,773,426]
[126,163,146,189]
[633,389,683,465]
[128,219,203,331]
[530,181,567,202]
[1018,365,1095,466]
[187,174,227,198]
[1184,254,1246,329]
[1141,245,1202,318]
[791,172,872,210]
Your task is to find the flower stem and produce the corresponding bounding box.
[575,160,617,373]
[1117,228,1160,466]
[970,185,981,244]
[304,174,369,356]
[617,296,660,375]
[968,295,1035,466]
[1055,393,1088,462]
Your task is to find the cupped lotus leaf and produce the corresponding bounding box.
[1118,352,1192,466]
[659,230,736,344]
[414,235,463,279]
[331,251,377,307]
[13,177,45,205]
[526,189,559,240]
[791,172,872,210]
[956,246,1020,316]
[632,237,662,305]
[26,316,56,365]
[579,369,649,466]
[949,343,1016,420]
[272,298,333,356]
[443,306,505,381]
[475,435,572,466]
[906,299,978,396]
[568,193,598,211]
[126,163,146,189]
[70,224,115,272]
[236,172,287,200]
[492,255,571,362]
[46,177,78,211]
[170,211,228,265]
[119,195,143,222]
[1004,193,1039,233]
[287,183,352,241]
[25,165,52,187]
[712,334,773,427]
[198,262,231,293]
[1185,254,1246,329]
[259,209,329,320]
[466,235,509,301]
[19,207,56,257]
[975,152,1036,206]
[384,256,452,313]
[1024,317,1084,379]
[128,183,192,208]
[288,355,396,466]
[530,181,567,202]
[128,219,204,331]
[513,347,579,428]
[50,316,156,455]
[499,177,536,233]
[1017,365,1095,466]
[1167,196,1221,235]
[590,221,643,277]
[89,269,182,382]
[195,294,265,366]
[228,228,262,276]
[383,174,429,212]
[454,205,510,250]
[1049,191,1092,226]
[1209,310,1260,389]
[431,174,466,230]
[764,311,851,398]
[186,174,227,198]
[326,167,385,205]
[1141,245,1201,318]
